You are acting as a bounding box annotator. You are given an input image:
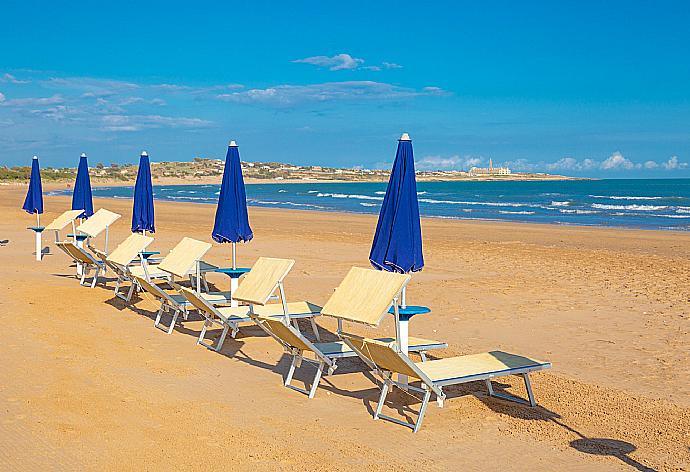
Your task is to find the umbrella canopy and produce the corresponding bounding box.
[369,133,424,273]
[131,151,155,233]
[71,153,94,218]
[212,141,253,244]
[22,156,44,216]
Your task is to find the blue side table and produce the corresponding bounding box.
[215,267,251,307]
[388,304,431,354]
[140,251,160,260]
[28,226,45,261]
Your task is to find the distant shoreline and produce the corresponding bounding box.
[5,173,588,191]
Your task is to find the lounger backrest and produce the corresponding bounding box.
[44,209,85,231]
[321,267,411,326]
[232,257,295,306]
[76,209,122,237]
[132,275,176,306]
[55,241,96,265]
[178,287,222,318]
[157,237,212,278]
[254,316,312,352]
[339,332,423,380]
[107,233,154,266]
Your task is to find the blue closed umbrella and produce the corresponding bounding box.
[369,133,424,275]
[131,151,155,233]
[72,153,94,218]
[212,140,253,268]
[22,155,44,221]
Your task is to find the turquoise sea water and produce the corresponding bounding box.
[51,179,690,231]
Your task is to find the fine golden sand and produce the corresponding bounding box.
[1,186,688,471]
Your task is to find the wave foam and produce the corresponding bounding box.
[592,203,667,211]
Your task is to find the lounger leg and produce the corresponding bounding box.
[419,351,428,362]
[523,373,536,407]
[215,324,230,352]
[284,356,298,387]
[198,320,210,345]
[125,282,135,302]
[168,309,180,335]
[202,275,209,293]
[80,269,87,286]
[90,267,99,288]
[485,379,495,397]
[308,362,325,399]
[413,390,432,433]
[374,380,391,420]
[154,306,164,328]
[309,318,321,342]
[486,375,536,407]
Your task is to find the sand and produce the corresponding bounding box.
[0,186,688,471]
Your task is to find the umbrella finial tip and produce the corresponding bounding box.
[32,155,38,160]
[141,151,148,157]
[229,140,238,147]
[399,132,411,141]
[80,152,86,158]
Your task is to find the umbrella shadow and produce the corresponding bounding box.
[475,385,656,472]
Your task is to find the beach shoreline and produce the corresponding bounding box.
[1,185,688,471]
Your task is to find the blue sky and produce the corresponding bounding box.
[1,1,689,176]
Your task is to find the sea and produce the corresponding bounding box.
[50,179,690,231]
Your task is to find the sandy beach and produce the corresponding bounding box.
[1,186,688,471]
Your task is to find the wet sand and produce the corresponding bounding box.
[0,186,688,471]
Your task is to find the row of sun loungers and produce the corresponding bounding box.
[50,207,551,432]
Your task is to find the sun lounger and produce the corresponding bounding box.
[44,209,85,242]
[101,233,156,301]
[145,237,219,292]
[253,313,447,398]
[250,267,446,398]
[339,333,551,432]
[316,267,551,432]
[75,209,121,254]
[133,275,232,334]
[178,257,321,351]
[55,241,106,288]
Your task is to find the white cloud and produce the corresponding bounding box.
[100,114,213,132]
[293,54,403,72]
[416,155,483,171]
[600,151,638,170]
[0,92,5,103]
[643,160,659,169]
[293,53,365,71]
[0,94,64,107]
[1,73,29,84]
[216,81,447,107]
[662,155,688,170]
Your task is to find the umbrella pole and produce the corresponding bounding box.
[35,213,42,261]
[230,243,239,307]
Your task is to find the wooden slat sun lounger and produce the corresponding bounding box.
[253,312,447,398]
[76,209,121,253]
[316,266,551,432]
[250,266,446,398]
[133,275,232,334]
[339,332,551,432]
[55,241,106,288]
[179,257,321,351]
[102,233,155,301]
[44,209,85,242]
